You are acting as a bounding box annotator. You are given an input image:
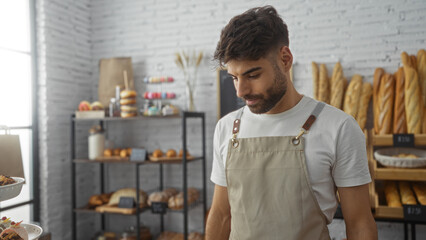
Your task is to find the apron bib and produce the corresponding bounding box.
[225,102,330,240]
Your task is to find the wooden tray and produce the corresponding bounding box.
[372,182,404,219]
[148,155,194,162]
[95,204,138,214]
[95,156,129,162]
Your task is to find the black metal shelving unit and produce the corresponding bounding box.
[71,112,206,240]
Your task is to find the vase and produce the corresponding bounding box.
[185,83,195,112]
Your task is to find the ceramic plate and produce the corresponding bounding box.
[0,177,25,201]
[21,223,43,240]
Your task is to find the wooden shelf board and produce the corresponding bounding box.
[73,157,203,164]
[374,167,426,181]
[371,133,426,146]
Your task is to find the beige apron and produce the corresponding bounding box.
[225,102,331,240]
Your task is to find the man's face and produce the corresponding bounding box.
[227,56,288,114]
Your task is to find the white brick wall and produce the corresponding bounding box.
[37,0,426,239]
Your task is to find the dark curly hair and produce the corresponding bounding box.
[214,5,289,67]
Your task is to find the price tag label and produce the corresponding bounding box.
[151,202,167,214]
[130,148,147,161]
[118,197,135,208]
[403,205,426,222]
[393,134,415,147]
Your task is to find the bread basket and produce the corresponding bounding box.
[374,147,426,168]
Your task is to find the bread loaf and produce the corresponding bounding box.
[384,181,402,207]
[147,191,169,206]
[108,188,148,207]
[402,52,423,134]
[410,55,417,70]
[393,67,407,134]
[377,73,395,134]
[417,50,426,132]
[331,62,342,92]
[356,82,372,130]
[330,69,345,109]
[318,64,330,103]
[373,68,385,134]
[343,75,363,118]
[399,181,417,205]
[412,182,426,205]
[312,62,319,100]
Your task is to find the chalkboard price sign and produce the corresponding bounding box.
[118,197,135,208]
[217,69,245,119]
[403,205,426,222]
[393,134,415,147]
[151,202,168,214]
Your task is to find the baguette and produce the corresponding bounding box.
[312,62,319,100]
[343,75,363,118]
[402,52,423,134]
[330,66,345,109]
[399,181,417,205]
[356,82,372,130]
[384,181,402,207]
[393,67,407,134]
[417,49,426,132]
[373,68,385,134]
[318,64,330,103]
[331,62,342,92]
[410,55,417,70]
[377,73,395,134]
[412,182,426,205]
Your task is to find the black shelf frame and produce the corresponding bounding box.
[71,112,206,240]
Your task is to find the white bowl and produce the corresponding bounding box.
[21,223,43,240]
[0,177,25,201]
[374,147,426,168]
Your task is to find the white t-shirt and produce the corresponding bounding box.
[211,96,371,222]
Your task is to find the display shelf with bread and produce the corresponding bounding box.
[71,111,207,240]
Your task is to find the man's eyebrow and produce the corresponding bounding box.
[228,67,262,78]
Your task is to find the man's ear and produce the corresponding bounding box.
[279,46,293,72]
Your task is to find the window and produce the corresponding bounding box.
[0,0,38,222]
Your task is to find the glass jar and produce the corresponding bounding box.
[88,125,105,160]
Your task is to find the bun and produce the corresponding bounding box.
[153,149,163,158]
[120,105,137,112]
[312,62,319,100]
[163,188,178,198]
[399,181,417,205]
[402,52,423,134]
[356,82,372,130]
[178,149,191,158]
[384,181,402,207]
[120,111,137,118]
[343,74,363,118]
[412,182,426,205]
[120,149,128,158]
[318,64,329,103]
[108,188,147,207]
[148,192,169,206]
[166,149,177,158]
[120,98,136,105]
[393,67,407,134]
[377,73,395,134]
[120,90,137,99]
[103,149,112,157]
[113,148,121,156]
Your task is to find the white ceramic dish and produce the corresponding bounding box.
[0,177,25,201]
[374,147,426,168]
[21,223,43,240]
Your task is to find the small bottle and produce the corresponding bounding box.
[88,125,105,160]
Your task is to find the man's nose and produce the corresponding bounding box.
[235,79,250,98]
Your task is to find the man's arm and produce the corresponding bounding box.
[338,184,377,240]
[206,185,231,240]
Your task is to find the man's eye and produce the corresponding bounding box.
[248,74,260,79]
[232,77,238,81]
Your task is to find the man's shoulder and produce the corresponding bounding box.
[216,107,245,131]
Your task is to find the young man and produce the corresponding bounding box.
[206,5,377,240]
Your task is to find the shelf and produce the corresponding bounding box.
[74,206,150,215]
[73,115,181,122]
[371,132,426,146]
[73,157,203,164]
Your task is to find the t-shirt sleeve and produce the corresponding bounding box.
[332,117,371,187]
[210,122,227,187]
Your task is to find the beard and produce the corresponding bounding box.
[243,65,287,114]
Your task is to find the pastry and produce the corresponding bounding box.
[330,66,345,109]
[163,188,178,198]
[178,149,191,158]
[356,82,372,130]
[373,68,385,134]
[318,64,329,104]
[0,175,15,186]
[343,74,363,118]
[147,191,169,206]
[153,149,163,158]
[412,182,426,205]
[384,181,402,207]
[113,148,121,156]
[103,149,112,157]
[0,220,28,240]
[108,188,148,207]
[166,149,177,158]
[402,52,423,134]
[393,67,407,134]
[399,181,417,205]
[377,73,395,134]
[88,192,113,207]
[312,62,319,100]
[120,149,128,158]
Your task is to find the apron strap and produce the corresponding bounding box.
[232,107,245,134]
[293,102,326,145]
